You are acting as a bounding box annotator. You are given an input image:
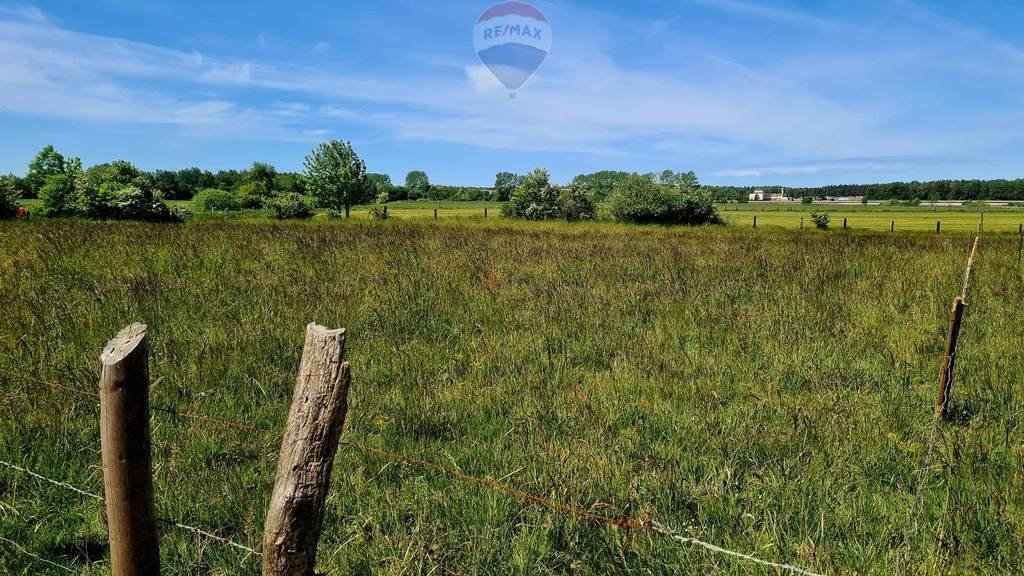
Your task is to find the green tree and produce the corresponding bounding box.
[405,170,430,200]
[571,171,631,203]
[303,140,372,217]
[368,173,395,199]
[493,172,522,201]
[246,162,278,193]
[0,176,20,218]
[503,168,561,220]
[26,145,66,194]
[39,173,78,216]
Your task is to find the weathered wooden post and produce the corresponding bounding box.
[433,208,438,220]
[263,324,352,576]
[800,217,804,229]
[753,216,757,229]
[935,297,966,420]
[890,220,895,233]
[936,220,941,234]
[843,218,848,229]
[484,207,489,218]
[100,323,160,576]
[1017,227,1023,267]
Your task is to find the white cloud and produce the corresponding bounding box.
[0,4,1021,175]
[311,41,329,55]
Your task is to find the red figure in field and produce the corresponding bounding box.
[17,206,27,219]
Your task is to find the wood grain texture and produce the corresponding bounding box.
[100,322,160,576]
[262,323,351,576]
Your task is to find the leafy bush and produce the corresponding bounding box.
[235,182,271,209]
[0,177,20,218]
[326,209,344,220]
[558,181,595,221]
[811,211,831,229]
[271,193,313,220]
[116,185,181,222]
[40,173,78,216]
[192,188,239,212]
[368,205,389,219]
[598,174,721,225]
[503,169,561,220]
[802,195,814,205]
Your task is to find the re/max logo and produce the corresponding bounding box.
[482,24,543,41]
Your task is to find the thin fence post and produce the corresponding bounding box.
[890,220,895,233]
[434,208,438,220]
[100,323,160,576]
[935,297,966,420]
[800,217,804,229]
[753,216,757,229]
[263,323,352,576]
[1016,227,1023,267]
[936,220,941,234]
[484,207,488,218]
[843,218,848,229]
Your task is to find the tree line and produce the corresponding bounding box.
[703,180,1024,202]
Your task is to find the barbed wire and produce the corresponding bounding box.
[650,521,824,576]
[0,458,262,561]
[0,458,103,501]
[896,235,981,575]
[0,536,77,574]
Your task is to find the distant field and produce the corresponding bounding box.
[1,220,1022,574]
[20,198,1024,232]
[721,205,1024,233]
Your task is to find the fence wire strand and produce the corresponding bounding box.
[0,458,262,559]
[0,536,77,573]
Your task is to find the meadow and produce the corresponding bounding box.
[1,219,1023,575]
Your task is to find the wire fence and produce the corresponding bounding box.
[0,237,985,575]
[1,367,827,575]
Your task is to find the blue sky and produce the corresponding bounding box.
[0,0,1022,186]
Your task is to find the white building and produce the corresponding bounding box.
[749,189,767,201]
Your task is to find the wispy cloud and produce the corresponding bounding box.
[684,0,836,30]
[0,1,1022,181]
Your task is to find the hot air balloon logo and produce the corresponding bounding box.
[473,1,551,98]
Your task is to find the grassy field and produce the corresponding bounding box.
[1,220,1023,575]
[19,197,1024,232]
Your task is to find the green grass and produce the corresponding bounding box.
[722,204,1024,233]
[1,220,1023,575]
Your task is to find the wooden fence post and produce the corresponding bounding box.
[434,208,438,220]
[935,297,966,420]
[843,218,848,229]
[890,220,895,233]
[484,207,488,218]
[936,220,941,234]
[263,324,352,576]
[800,217,804,229]
[100,323,160,576]
[753,216,757,229]
[1016,227,1023,267]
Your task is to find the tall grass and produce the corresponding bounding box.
[0,220,1021,574]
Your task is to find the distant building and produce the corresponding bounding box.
[769,191,787,202]
[749,188,767,201]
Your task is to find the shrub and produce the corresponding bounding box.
[326,208,344,220]
[116,184,181,222]
[272,193,313,220]
[192,188,239,212]
[235,182,271,209]
[559,181,595,221]
[811,211,831,229]
[0,177,20,218]
[39,173,78,216]
[801,195,814,205]
[598,174,721,225]
[368,205,389,219]
[503,169,561,220]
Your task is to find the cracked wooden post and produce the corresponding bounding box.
[935,297,966,420]
[263,323,352,576]
[100,323,160,576]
